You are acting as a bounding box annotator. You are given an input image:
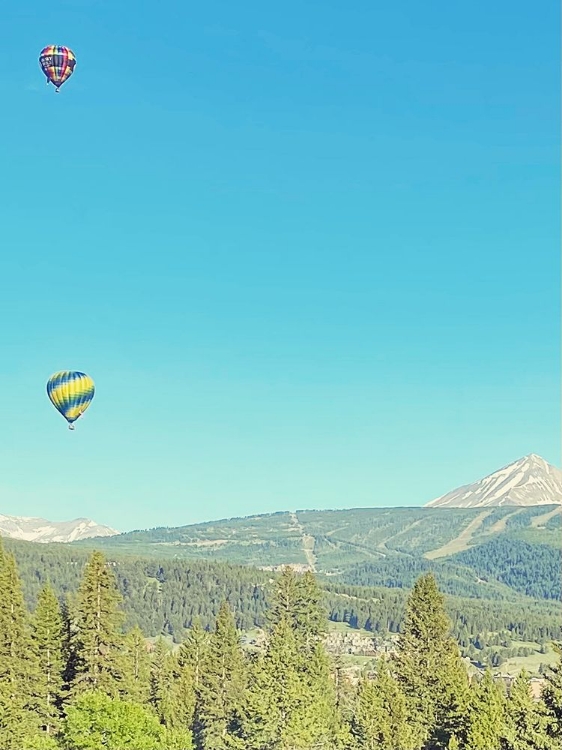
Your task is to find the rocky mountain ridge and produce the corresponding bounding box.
[426,454,562,508]
[0,514,118,543]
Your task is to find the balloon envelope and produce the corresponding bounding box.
[47,371,95,427]
[39,45,76,90]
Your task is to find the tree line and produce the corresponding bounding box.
[7,539,562,653]
[0,538,561,749]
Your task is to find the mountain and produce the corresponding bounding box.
[0,514,118,543]
[74,455,561,571]
[76,502,561,591]
[3,453,560,601]
[425,454,562,509]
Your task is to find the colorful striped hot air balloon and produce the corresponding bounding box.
[47,371,95,430]
[39,45,76,92]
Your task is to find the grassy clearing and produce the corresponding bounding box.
[531,506,562,528]
[425,511,491,559]
[327,620,374,636]
[484,509,526,535]
[501,643,559,676]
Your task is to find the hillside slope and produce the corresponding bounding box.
[76,504,561,602]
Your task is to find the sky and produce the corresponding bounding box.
[0,0,559,532]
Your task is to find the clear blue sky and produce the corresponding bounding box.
[0,0,559,531]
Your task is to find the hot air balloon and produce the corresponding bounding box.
[39,46,76,92]
[47,371,95,430]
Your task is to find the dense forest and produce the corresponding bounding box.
[339,539,561,601]
[5,538,562,674]
[0,537,561,749]
[453,540,562,601]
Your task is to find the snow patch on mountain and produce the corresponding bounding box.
[0,514,119,543]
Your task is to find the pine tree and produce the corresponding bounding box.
[268,566,300,626]
[298,642,347,748]
[242,620,303,749]
[177,618,210,692]
[169,652,196,737]
[294,570,326,649]
[501,669,551,750]
[120,626,151,704]
[149,638,175,726]
[464,669,506,750]
[60,594,80,704]
[0,542,41,748]
[349,660,419,750]
[71,551,124,697]
[268,567,325,653]
[31,585,65,735]
[194,602,246,749]
[393,573,470,750]
[242,615,344,749]
[542,643,562,747]
[333,654,355,728]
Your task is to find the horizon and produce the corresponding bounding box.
[1,0,559,531]
[2,449,561,534]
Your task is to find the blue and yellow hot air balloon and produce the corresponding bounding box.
[47,371,95,430]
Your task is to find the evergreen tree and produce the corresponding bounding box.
[393,573,470,749]
[149,637,175,726]
[464,669,506,750]
[501,669,550,750]
[294,571,326,649]
[60,594,80,704]
[248,565,341,746]
[147,635,195,744]
[195,602,246,749]
[169,652,196,738]
[31,585,65,735]
[542,643,562,746]
[242,620,304,749]
[333,654,356,729]
[120,626,151,704]
[299,642,347,748]
[177,618,210,691]
[268,567,325,653]
[71,552,124,697]
[268,567,300,625]
[349,659,419,750]
[0,542,40,748]
[243,615,344,748]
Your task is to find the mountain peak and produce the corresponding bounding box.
[0,514,119,544]
[425,454,562,509]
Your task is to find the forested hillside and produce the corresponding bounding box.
[339,540,561,601]
[80,506,562,561]
[5,538,561,675]
[1,538,561,750]
[72,505,562,603]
